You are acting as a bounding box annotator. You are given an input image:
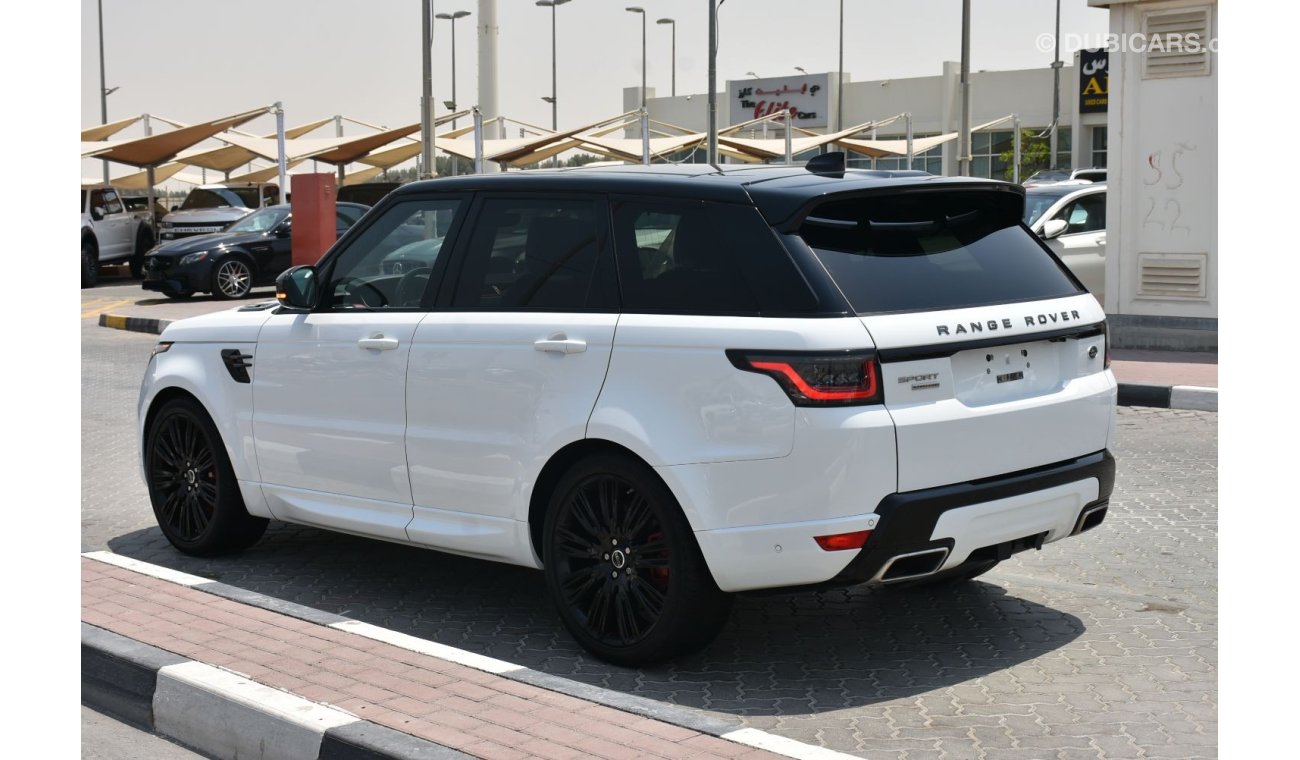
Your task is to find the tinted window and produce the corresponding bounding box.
[801,191,1081,315]
[1053,193,1106,234]
[453,198,607,310]
[1023,189,1071,226]
[227,207,288,233]
[612,199,816,314]
[323,198,461,310]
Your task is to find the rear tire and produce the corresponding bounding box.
[81,239,98,289]
[542,453,732,665]
[144,396,267,556]
[129,226,154,279]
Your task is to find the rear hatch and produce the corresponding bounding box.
[794,186,1114,491]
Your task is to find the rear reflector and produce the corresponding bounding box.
[814,530,872,551]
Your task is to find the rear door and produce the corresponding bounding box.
[403,194,619,560]
[795,188,1114,491]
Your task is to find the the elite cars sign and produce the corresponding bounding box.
[1079,49,1109,113]
[729,73,831,129]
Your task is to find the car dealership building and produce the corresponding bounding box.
[625,52,1111,180]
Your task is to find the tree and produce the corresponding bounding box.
[998,129,1050,182]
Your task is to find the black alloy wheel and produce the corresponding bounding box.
[543,453,732,665]
[145,397,267,555]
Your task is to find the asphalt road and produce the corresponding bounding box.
[82,706,207,759]
[82,315,1218,760]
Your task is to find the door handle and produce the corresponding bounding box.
[1097,235,1106,246]
[358,333,400,351]
[534,334,587,354]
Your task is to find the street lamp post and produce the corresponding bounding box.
[436,9,471,177]
[837,0,844,132]
[97,0,111,183]
[1049,0,1062,169]
[656,18,676,97]
[794,66,806,74]
[536,0,571,132]
[420,0,435,179]
[707,0,720,166]
[627,7,648,165]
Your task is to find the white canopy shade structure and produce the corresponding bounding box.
[226,159,308,185]
[82,115,144,142]
[836,117,1015,159]
[577,132,705,164]
[716,120,887,162]
[81,162,197,189]
[341,166,386,186]
[79,107,269,167]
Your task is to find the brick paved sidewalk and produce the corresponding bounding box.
[81,556,783,760]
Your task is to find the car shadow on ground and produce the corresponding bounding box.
[132,290,276,306]
[106,522,1084,718]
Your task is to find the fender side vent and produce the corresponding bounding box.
[220,349,253,384]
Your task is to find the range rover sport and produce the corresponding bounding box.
[138,157,1116,665]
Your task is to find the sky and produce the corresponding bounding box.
[81,0,1109,182]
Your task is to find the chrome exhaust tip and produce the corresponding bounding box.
[874,547,950,583]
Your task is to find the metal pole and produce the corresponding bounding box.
[550,3,558,131]
[958,0,971,176]
[707,0,718,165]
[452,18,460,175]
[1050,0,1061,169]
[870,123,877,169]
[837,0,844,132]
[784,110,793,165]
[641,108,651,165]
[421,0,434,179]
[1013,115,1022,183]
[905,113,914,170]
[275,103,288,205]
[473,108,485,174]
[670,22,676,97]
[98,0,110,183]
[640,13,647,112]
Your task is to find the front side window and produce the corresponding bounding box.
[322,198,462,310]
[611,199,816,315]
[452,197,609,310]
[1053,193,1106,234]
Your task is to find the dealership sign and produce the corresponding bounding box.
[1079,49,1108,113]
[729,73,831,129]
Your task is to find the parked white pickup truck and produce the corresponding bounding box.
[81,184,156,287]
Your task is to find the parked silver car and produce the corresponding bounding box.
[1025,183,1106,305]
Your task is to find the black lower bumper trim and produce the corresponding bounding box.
[828,450,1116,586]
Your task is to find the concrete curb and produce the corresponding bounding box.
[99,313,173,335]
[81,623,473,760]
[83,550,859,760]
[1117,382,1218,412]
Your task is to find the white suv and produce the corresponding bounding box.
[138,161,1117,664]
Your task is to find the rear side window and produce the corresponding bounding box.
[800,190,1081,314]
[612,199,816,315]
[452,197,611,310]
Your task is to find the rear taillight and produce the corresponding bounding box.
[1099,322,1111,369]
[726,350,883,407]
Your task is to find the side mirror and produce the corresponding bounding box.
[91,206,105,221]
[275,265,319,311]
[1041,219,1068,240]
[171,205,180,212]
[274,222,292,238]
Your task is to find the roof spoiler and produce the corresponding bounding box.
[805,151,846,178]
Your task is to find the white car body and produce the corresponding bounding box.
[138,168,1116,661]
[82,184,149,264]
[1027,183,1108,304]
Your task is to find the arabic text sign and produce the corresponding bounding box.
[729,74,831,129]
[1079,49,1108,114]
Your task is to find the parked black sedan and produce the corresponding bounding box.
[142,202,369,300]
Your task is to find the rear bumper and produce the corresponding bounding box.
[829,449,1114,586]
[694,449,1114,593]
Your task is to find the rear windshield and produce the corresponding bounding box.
[800,190,1081,315]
